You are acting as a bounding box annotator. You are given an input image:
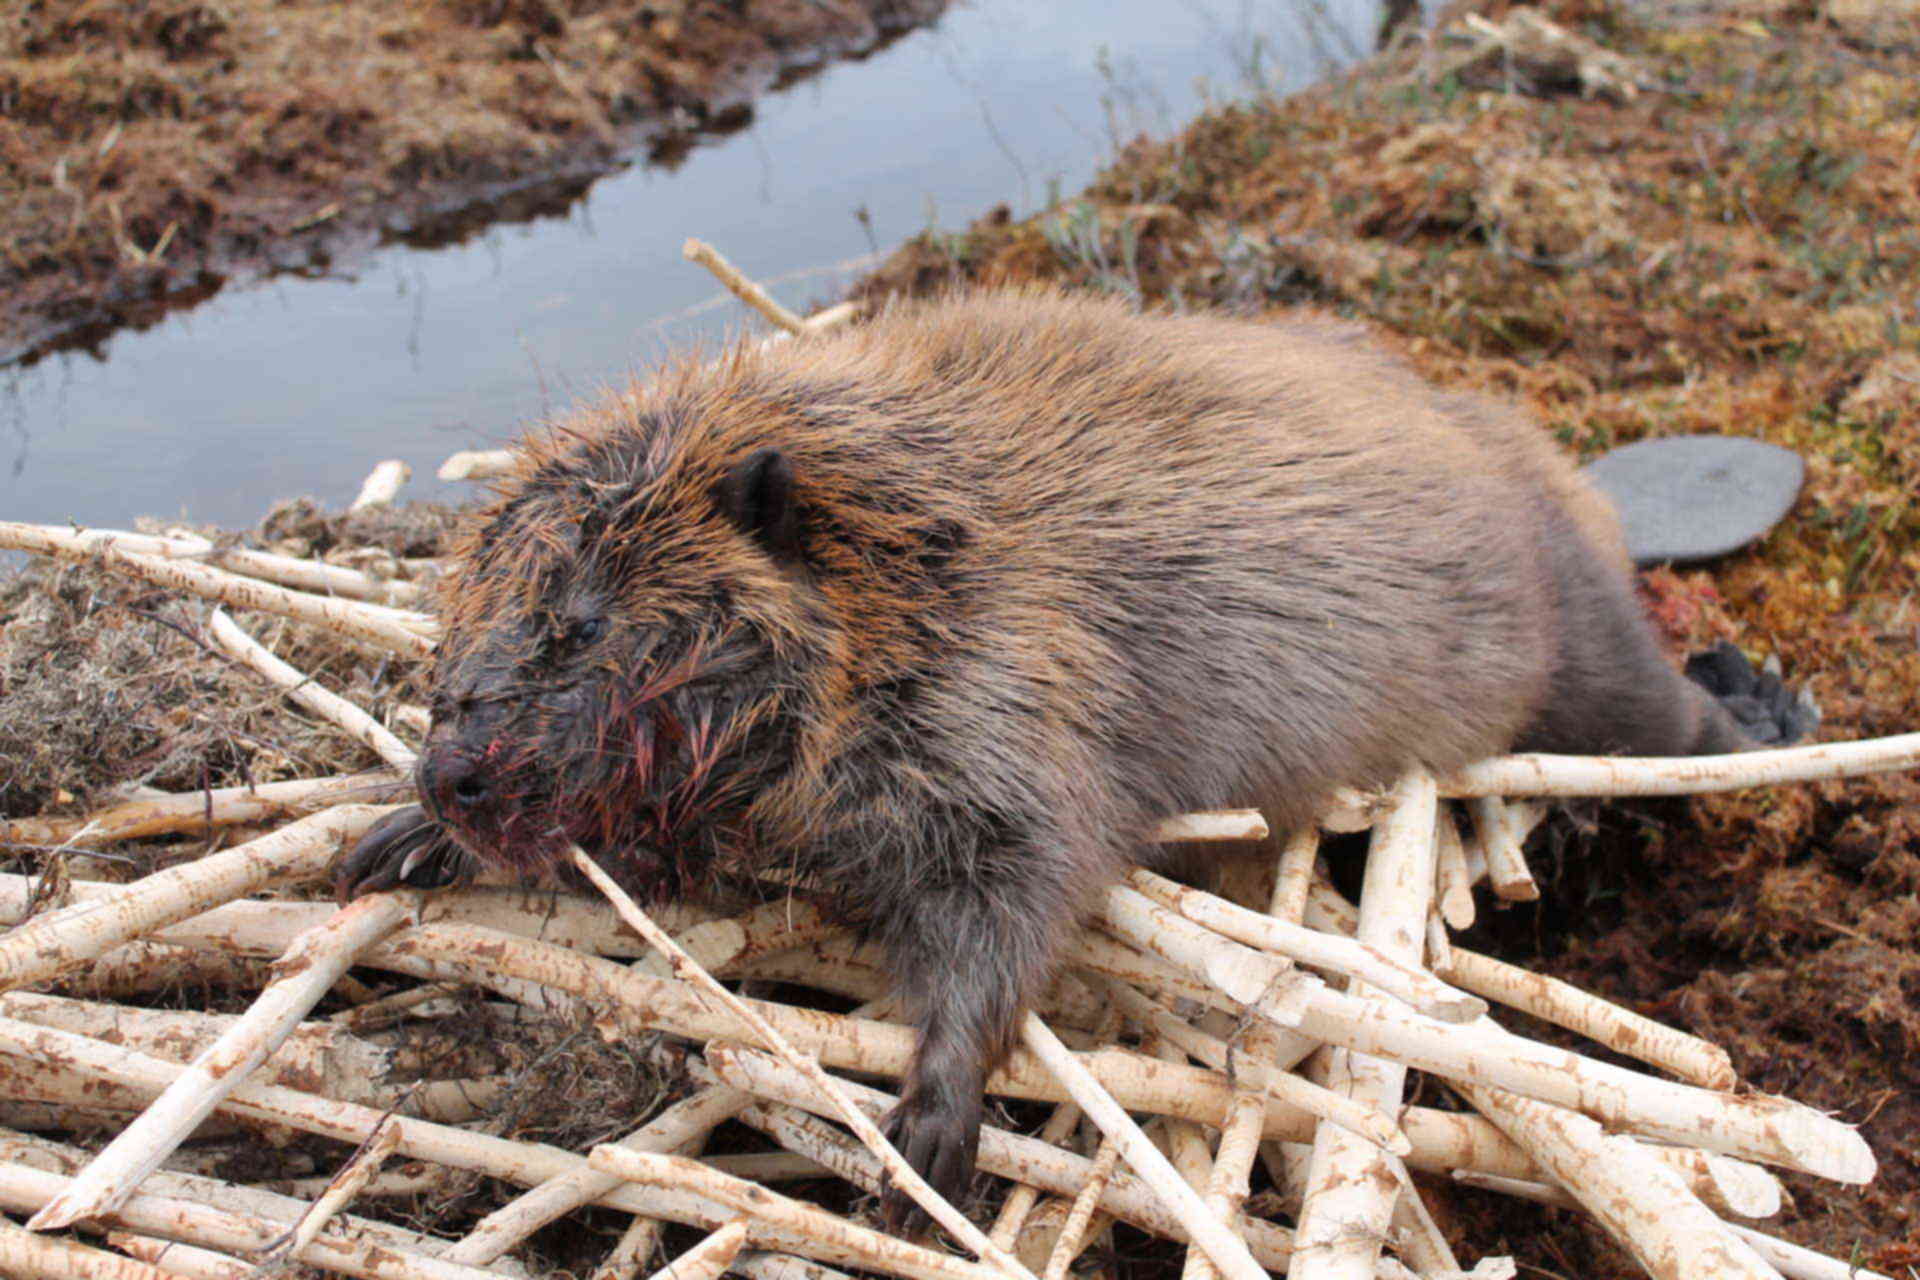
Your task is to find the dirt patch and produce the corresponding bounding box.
[0,0,946,363]
[854,0,1920,1268]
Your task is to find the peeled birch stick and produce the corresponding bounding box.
[0,1128,490,1268]
[563,846,1030,1279]
[644,1219,749,1280]
[0,522,420,606]
[1292,769,1439,1280]
[0,1217,183,1280]
[1179,1086,1267,1280]
[437,448,518,482]
[29,894,411,1230]
[703,1042,1299,1270]
[1434,945,1737,1090]
[1149,810,1270,843]
[1433,808,1476,929]
[0,993,397,1107]
[1091,977,1404,1155]
[0,1158,505,1280]
[446,1085,753,1266]
[0,522,435,656]
[349,460,411,511]
[1450,1172,1889,1280]
[1040,1133,1121,1280]
[0,805,389,992]
[1255,966,1872,1181]
[109,1234,252,1280]
[0,772,404,849]
[364,918,1554,1182]
[264,1120,403,1265]
[1442,733,1920,797]
[988,1097,1086,1251]
[682,239,808,334]
[1466,797,1538,902]
[1018,1012,1268,1280]
[1123,867,1484,1022]
[208,609,416,771]
[592,1149,1002,1280]
[1463,1085,1784,1280]
[1098,887,1319,1024]
[0,1017,979,1279]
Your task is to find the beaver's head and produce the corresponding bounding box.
[417,408,819,888]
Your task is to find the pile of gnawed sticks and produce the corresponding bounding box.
[0,248,1915,1280]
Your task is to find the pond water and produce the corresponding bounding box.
[2,0,1387,533]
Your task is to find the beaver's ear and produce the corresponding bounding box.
[717,448,802,561]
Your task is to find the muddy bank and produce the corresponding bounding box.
[0,0,944,363]
[856,0,1920,1268]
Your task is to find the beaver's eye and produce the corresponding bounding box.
[570,616,608,647]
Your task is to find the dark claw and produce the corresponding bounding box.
[334,805,476,903]
[1685,640,1820,747]
[878,1088,982,1236]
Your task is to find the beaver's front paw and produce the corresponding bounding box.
[334,805,476,903]
[878,1085,983,1235]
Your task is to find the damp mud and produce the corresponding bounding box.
[0,0,944,363]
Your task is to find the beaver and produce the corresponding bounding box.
[336,288,1810,1220]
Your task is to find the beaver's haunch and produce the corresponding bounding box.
[336,289,1810,1222]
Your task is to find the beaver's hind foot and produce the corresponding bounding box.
[1684,641,1821,748]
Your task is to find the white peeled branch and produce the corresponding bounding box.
[1291,769,1439,1280]
[208,609,416,771]
[1463,1085,1784,1280]
[1444,734,1920,797]
[28,893,410,1231]
[1124,866,1484,1022]
[349,459,411,511]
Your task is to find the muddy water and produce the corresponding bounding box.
[2,1,1385,533]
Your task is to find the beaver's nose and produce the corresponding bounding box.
[421,749,491,815]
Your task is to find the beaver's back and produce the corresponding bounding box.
[658,289,1571,840]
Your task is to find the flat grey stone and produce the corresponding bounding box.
[1581,435,1804,567]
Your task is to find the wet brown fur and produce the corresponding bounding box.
[344,287,1764,1213]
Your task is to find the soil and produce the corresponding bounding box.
[852,0,1920,1269]
[2,0,1917,1274]
[0,0,946,364]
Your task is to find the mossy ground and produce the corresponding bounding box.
[857,0,1920,1268]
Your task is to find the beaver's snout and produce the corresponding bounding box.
[420,746,493,817]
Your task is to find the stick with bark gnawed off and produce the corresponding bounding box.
[1462,1085,1784,1280]
[28,894,410,1231]
[704,1044,1301,1272]
[1122,866,1483,1022]
[0,805,390,993]
[1433,945,1738,1092]
[0,521,435,656]
[1291,769,1438,1280]
[593,1148,1004,1280]
[209,609,416,771]
[1449,1171,1892,1280]
[563,845,1031,1280]
[1442,733,1920,797]
[0,1162,501,1280]
[0,772,405,849]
